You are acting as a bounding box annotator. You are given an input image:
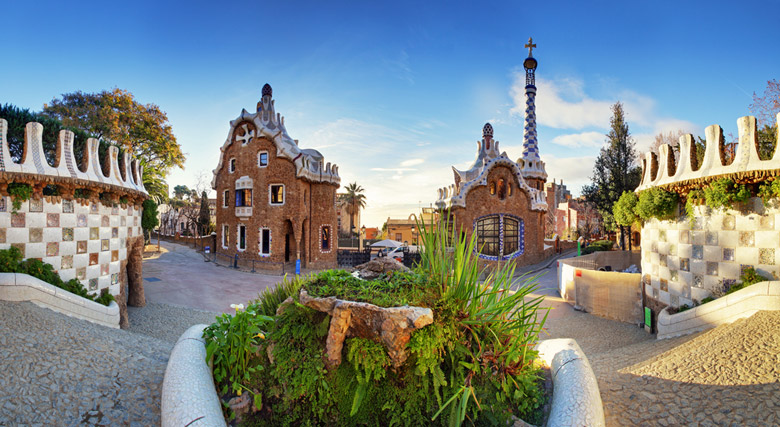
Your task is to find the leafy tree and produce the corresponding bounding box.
[0,103,93,165]
[41,89,185,201]
[613,191,638,227]
[142,198,160,243]
[339,182,367,236]
[198,191,211,236]
[173,185,191,200]
[582,102,642,250]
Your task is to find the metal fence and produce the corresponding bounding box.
[337,249,371,268]
[210,252,287,275]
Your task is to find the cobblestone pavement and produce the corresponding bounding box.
[0,300,217,425]
[530,258,780,426]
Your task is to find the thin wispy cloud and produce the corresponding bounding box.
[550,131,604,148]
[400,158,425,167]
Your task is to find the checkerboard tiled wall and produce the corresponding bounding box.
[641,198,779,307]
[0,197,142,296]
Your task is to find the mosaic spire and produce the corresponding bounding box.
[520,37,547,180]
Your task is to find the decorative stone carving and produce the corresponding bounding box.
[298,289,433,369]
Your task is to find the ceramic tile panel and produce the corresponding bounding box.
[45,242,58,257]
[706,261,718,276]
[691,259,706,275]
[705,231,718,245]
[90,227,99,240]
[691,231,705,246]
[62,228,74,241]
[89,278,98,291]
[722,215,736,230]
[101,263,109,276]
[46,213,59,227]
[101,239,109,251]
[111,249,119,262]
[692,217,704,230]
[111,272,119,285]
[0,229,5,244]
[693,274,703,288]
[61,255,73,269]
[760,214,774,230]
[759,248,775,265]
[90,203,99,214]
[89,253,98,266]
[77,214,87,227]
[680,258,690,271]
[121,216,126,226]
[692,245,703,260]
[0,197,6,213]
[102,215,109,227]
[669,295,679,307]
[29,228,43,243]
[11,213,25,227]
[77,240,88,254]
[76,267,87,280]
[112,227,119,238]
[739,231,755,247]
[29,199,43,212]
[722,248,735,261]
[62,199,74,213]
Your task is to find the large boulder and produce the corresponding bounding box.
[298,289,433,369]
[353,257,410,280]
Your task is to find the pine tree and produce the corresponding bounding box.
[198,191,211,236]
[583,102,642,250]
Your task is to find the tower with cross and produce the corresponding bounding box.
[520,37,547,189]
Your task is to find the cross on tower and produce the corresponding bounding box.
[525,37,536,57]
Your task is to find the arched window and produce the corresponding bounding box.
[508,183,513,197]
[497,179,506,200]
[474,214,524,260]
[489,181,496,195]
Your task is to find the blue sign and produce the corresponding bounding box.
[295,259,301,275]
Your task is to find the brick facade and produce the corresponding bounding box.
[212,84,339,270]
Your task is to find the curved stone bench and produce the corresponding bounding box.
[537,338,605,427]
[657,281,780,339]
[0,272,119,328]
[161,324,226,427]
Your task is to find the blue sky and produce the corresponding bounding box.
[2,1,779,227]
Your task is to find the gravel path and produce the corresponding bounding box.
[546,309,780,426]
[0,300,218,425]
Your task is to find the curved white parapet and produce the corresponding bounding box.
[657,281,780,339]
[0,272,119,328]
[161,324,226,427]
[537,338,605,427]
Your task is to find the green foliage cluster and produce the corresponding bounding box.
[203,305,272,405]
[635,187,680,221]
[757,180,780,205]
[581,240,614,255]
[612,191,638,227]
[0,247,114,306]
[306,269,433,308]
[703,178,750,211]
[727,267,771,295]
[204,221,549,426]
[7,182,32,212]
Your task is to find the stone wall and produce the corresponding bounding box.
[0,118,148,325]
[637,114,780,308]
[641,200,780,308]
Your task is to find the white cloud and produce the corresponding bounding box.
[511,77,613,130]
[540,154,597,196]
[551,131,605,148]
[400,158,425,167]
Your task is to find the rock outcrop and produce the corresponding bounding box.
[353,257,410,280]
[298,289,433,369]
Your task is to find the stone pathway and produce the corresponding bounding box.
[528,256,780,426]
[0,300,217,425]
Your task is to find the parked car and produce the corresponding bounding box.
[386,246,418,262]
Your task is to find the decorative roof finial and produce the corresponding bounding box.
[262,83,273,97]
[483,122,494,138]
[525,37,537,58]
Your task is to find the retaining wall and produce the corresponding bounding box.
[0,272,119,328]
[657,281,780,339]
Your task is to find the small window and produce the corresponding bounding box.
[258,151,268,167]
[497,179,506,200]
[238,224,246,251]
[508,184,513,196]
[259,228,271,256]
[270,184,284,205]
[229,158,236,173]
[321,226,331,251]
[395,233,402,241]
[235,189,252,207]
[222,224,229,247]
[489,181,496,195]
[223,190,229,208]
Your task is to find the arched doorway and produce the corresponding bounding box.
[283,220,296,264]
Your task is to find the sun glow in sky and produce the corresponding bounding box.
[2,1,779,227]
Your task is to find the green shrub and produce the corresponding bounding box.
[0,247,111,306]
[7,182,32,212]
[703,178,750,211]
[613,191,638,226]
[757,179,780,205]
[726,267,771,295]
[251,274,305,317]
[635,188,679,221]
[581,239,613,255]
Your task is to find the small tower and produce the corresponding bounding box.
[519,37,547,190]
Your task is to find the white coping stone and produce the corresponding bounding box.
[162,324,226,427]
[0,272,118,328]
[657,281,780,339]
[537,338,605,427]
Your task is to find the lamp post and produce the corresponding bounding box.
[411,225,417,246]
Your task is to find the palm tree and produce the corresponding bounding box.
[339,182,366,237]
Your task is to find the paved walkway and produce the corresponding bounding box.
[517,254,780,426]
[143,240,286,313]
